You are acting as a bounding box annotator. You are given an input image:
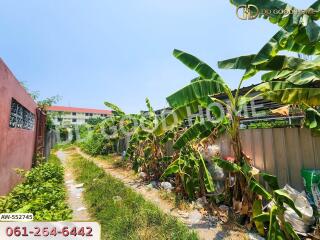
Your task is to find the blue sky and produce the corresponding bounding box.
[0,0,316,113]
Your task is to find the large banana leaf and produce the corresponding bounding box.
[219,54,319,72]
[154,97,223,136]
[213,157,241,173]
[253,213,271,223]
[145,97,156,122]
[173,120,219,149]
[283,70,320,85]
[267,206,286,240]
[173,49,224,83]
[219,34,320,79]
[261,57,320,84]
[166,80,225,108]
[255,81,320,105]
[154,100,203,136]
[274,190,302,217]
[199,154,215,192]
[260,173,280,191]
[104,101,125,116]
[284,222,300,240]
[251,26,320,69]
[230,0,320,43]
[227,0,320,79]
[249,179,272,200]
[161,158,181,178]
[253,199,265,236]
[261,70,292,82]
[252,30,290,66]
[310,1,320,20]
[305,107,320,133]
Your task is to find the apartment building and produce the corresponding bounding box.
[47,106,112,126]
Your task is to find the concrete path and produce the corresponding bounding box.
[56,150,91,221]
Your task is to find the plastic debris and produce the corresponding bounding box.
[188,210,202,224]
[195,197,207,209]
[75,183,84,188]
[248,232,265,240]
[160,182,174,191]
[283,185,315,233]
[138,172,147,179]
[76,207,87,212]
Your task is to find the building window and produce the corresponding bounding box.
[85,113,89,116]
[72,119,77,123]
[90,113,93,116]
[9,99,35,130]
[72,112,76,116]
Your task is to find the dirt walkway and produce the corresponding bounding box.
[74,148,251,240]
[57,150,91,221]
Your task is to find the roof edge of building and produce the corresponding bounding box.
[47,105,112,114]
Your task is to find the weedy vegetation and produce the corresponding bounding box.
[0,154,72,221]
[70,153,198,240]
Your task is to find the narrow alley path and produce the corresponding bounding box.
[74,148,249,240]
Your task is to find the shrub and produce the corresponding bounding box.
[80,130,115,156]
[0,155,72,221]
[59,127,69,141]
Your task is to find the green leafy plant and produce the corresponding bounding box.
[252,173,302,240]
[214,157,302,239]
[161,146,214,199]
[247,120,293,129]
[220,0,320,134]
[59,127,69,142]
[154,49,262,209]
[125,98,173,179]
[81,102,138,155]
[0,155,72,221]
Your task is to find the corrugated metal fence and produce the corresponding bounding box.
[44,130,58,159]
[216,128,320,191]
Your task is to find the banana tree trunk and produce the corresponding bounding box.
[230,116,243,163]
[230,115,248,205]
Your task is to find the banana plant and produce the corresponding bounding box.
[81,101,138,155]
[214,157,302,239]
[252,173,302,240]
[154,49,267,205]
[221,0,320,133]
[161,145,215,199]
[229,0,320,75]
[125,98,174,179]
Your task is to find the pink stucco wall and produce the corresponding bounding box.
[0,59,37,195]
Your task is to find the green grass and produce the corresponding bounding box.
[52,143,74,151]
[70,153,198,240]
[95,154,128,168]
[47,153,62,165]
